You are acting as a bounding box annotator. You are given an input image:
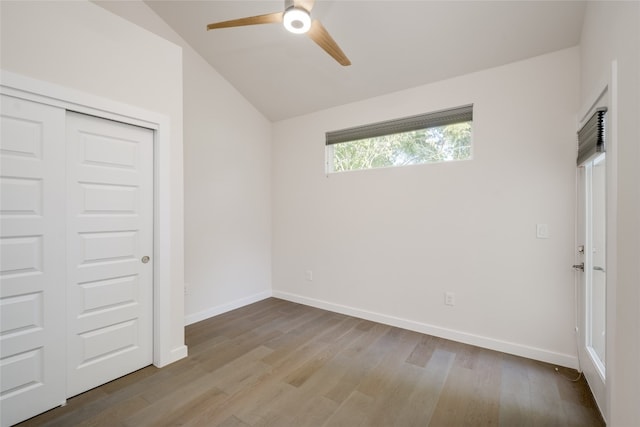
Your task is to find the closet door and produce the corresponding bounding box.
[65,112,153,397]
[0,96,66,427]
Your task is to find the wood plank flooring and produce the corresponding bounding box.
[17,298,604,427]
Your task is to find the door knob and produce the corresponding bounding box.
[141,256,150,264]
[572,263,584,271]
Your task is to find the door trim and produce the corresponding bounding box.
[576,60,619,423]
[0,70,187,367]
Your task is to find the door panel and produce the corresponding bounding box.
[576,153,607,415]
[66,112,153,397]
[589,157,606,365]
[0,96,66,427]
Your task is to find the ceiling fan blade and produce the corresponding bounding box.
[307,20,351,66]
[293,0,315,12]
[207,12,283,30]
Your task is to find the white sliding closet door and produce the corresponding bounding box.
[65,112,153,397]
[0,96,66,427]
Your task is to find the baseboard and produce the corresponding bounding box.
[272,290,579,369]
[168,344,188,363]
[184,290,273,326]
[170,345,188,360]
[154,344,188,368]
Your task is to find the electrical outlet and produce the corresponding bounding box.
[184,283,189,295]
[445,292,455,306]
[305,270,313,281]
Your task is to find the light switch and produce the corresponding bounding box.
[536,223,549,239]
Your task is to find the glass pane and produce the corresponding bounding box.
[330,122,471,173]
[588,154,606,369]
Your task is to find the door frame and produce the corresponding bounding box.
[0,70,187,368]
[576,60,618,422]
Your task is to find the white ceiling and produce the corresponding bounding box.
[145,1,586,121]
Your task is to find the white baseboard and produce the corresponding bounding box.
[184,290,273,326]
[154,344,188,368]
[170,345,188,361]
[272,290,579,369]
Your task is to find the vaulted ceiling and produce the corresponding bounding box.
[144,1,586,121]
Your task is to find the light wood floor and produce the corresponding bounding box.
[18,298,604,427]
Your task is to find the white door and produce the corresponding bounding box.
[0,96,66,426]
[65,112,153,397]
[576,154,607,414]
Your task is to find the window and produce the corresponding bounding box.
[326,104,473,173]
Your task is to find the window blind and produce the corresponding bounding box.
[577,107,607,165]
[326,104,473,146]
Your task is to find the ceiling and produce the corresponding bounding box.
[145,1,586,121]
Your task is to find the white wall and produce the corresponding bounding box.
[273,48,580,367]
[93,1,273,324]
[0,0,186,362]
[181,35,272,323]
[580,2,640,426]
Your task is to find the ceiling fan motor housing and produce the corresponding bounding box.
[283,6,311,34]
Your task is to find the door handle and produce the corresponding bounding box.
[572,263,584,271]
[141,256,150,264]
[593,266,605,272]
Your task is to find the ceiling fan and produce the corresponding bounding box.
[206,0,351,66]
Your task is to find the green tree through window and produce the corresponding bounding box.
[331,122,471,172]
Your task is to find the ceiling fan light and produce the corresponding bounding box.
[283,7,311,34]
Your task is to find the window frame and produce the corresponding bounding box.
[325,104,473,174]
